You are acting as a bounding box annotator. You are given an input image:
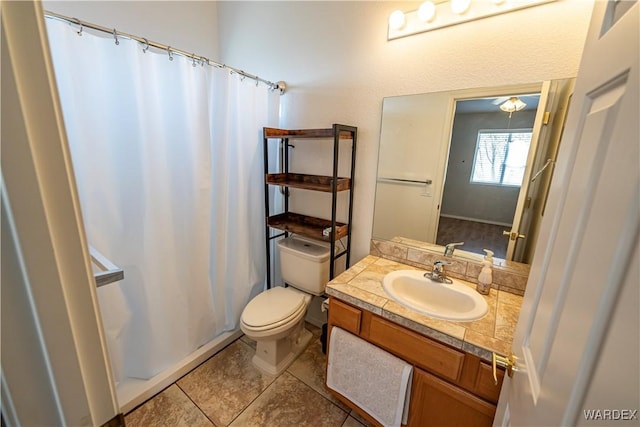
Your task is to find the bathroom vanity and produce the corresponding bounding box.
[324,255,523,427]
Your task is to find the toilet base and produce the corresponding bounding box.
[251,323,313,376]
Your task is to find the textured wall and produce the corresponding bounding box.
[217,0,594,262]
[41,0,594,264]
[43,1,219,60]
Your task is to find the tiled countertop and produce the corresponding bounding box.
[325,255,523,362]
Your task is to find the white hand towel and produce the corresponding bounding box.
[327,327,413,427]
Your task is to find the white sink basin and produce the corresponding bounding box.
[382,270,488,321]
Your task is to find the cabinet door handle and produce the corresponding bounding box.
[492,352,518,385]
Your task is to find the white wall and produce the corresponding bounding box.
[41,0,594,265]
[44,1,219,60]
[217,0,594,263]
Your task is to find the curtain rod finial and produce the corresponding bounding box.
[277,81,286,95]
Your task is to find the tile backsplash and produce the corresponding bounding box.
[370,238,529,296]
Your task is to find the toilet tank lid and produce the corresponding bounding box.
[277,236,332,262]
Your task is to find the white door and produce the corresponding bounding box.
[504,81,551,261]
[512,78,576,264]
[496,1,639,426]
[374,91,452,242]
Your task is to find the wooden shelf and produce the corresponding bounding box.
[263,126,355,140]
[266,173,351,192]
[267,212,348,241]
[263,124,356,287]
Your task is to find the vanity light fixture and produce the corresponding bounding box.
[388,0,556,41]
[418,1,436,23]
[389,9,406,30]
[450,0,471,15]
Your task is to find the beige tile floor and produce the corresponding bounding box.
[125,324,370,427]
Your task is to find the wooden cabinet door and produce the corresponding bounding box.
[408,368,496,427]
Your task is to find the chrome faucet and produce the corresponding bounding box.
[424,260,453,284]
[444,242,464,257]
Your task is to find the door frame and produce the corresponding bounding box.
[1,1,119,425]
[432,81,548,256]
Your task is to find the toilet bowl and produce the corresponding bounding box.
[240,236,332,375]
[240,286,313,375]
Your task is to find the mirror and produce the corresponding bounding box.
[373,79,575,264]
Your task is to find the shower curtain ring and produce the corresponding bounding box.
[167,46,174,61]
[113,29,119,45]
[142,38,149,53]
[73,18,83,36]
[192,54,197,67]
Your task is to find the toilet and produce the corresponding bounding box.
[240,236,332,375]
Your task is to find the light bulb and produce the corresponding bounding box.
[450,0,471,14]
[418,1,436,23]
[389,10,406,30]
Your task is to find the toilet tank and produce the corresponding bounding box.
[277,236,334,295]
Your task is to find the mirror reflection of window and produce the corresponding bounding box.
[438,95,539,259]
[372,79,576,264]
[471,129,533,186]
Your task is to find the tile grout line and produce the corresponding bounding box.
[278,369,352,425]
[284,357,349,414]
[229,332,353,427]
[175,381,220,427]
[125,338,242,422]
[129,327,353,426]
[224,338,281,427]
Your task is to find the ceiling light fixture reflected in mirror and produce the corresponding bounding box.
[388,0,556,41]
[500,96,527,117]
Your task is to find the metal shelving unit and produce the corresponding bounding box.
[263,124,357,289]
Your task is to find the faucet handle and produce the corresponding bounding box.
[446,242,464,247]
[433,259,452,273]
[444,242,464,257]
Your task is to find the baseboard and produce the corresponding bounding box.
[100,413,125,427]
[118,329,243,414]
[439,214,512,228]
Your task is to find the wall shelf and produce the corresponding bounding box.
[263,124,357,288]
[266,173,351,192]
[264,127,355,140]
[267,212,349,241]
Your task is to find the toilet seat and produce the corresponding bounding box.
[241,287,307,332]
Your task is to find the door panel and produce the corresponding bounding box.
[505,81,551,261]
[500,1,639,425]
[513,78,575,264]
[374,91,452,242]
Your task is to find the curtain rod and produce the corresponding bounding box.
[44,10,286,94]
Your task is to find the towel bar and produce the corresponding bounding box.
[378,177,433,185]
[90,245,124,287]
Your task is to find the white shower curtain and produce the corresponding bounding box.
[46,20,279,381]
